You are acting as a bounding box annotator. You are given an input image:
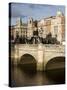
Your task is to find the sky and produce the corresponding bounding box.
[9,3,65,26]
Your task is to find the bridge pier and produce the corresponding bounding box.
[37,44,44,71]
[14,45,19,65]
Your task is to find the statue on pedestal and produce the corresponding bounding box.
[32,27,41,44]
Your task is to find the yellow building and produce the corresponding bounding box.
[27,10,65,43]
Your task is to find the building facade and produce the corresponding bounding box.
[10,10,65,44]
[27,10,65,43]
[11,18,27,40]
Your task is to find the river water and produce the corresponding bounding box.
[11,66,65,87]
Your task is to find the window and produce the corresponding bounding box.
[30,20,31,23]
[54,26,58,35]
[16,31,19,35]
[16,31,19,38]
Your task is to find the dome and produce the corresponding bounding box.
[56,10,63,16]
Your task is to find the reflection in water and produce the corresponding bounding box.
[11,66,65,87]
[45,68,65,84]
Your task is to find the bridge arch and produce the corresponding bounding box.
[19,53,37,71]
[45,56,65,70]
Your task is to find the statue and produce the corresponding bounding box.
[32,27,41,44]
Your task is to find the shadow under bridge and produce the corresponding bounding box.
[19,54,37,72]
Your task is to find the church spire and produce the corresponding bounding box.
[16,17,22,26]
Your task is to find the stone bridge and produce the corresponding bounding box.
[12,44,65,71]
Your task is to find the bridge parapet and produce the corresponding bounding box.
[43,44,65,52]
[14,44,65,52]
[15,44,38,50]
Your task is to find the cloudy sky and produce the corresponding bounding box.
[9,3,65,26]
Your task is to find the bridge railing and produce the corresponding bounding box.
[14,44,65,51]
[14,43,65,46]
